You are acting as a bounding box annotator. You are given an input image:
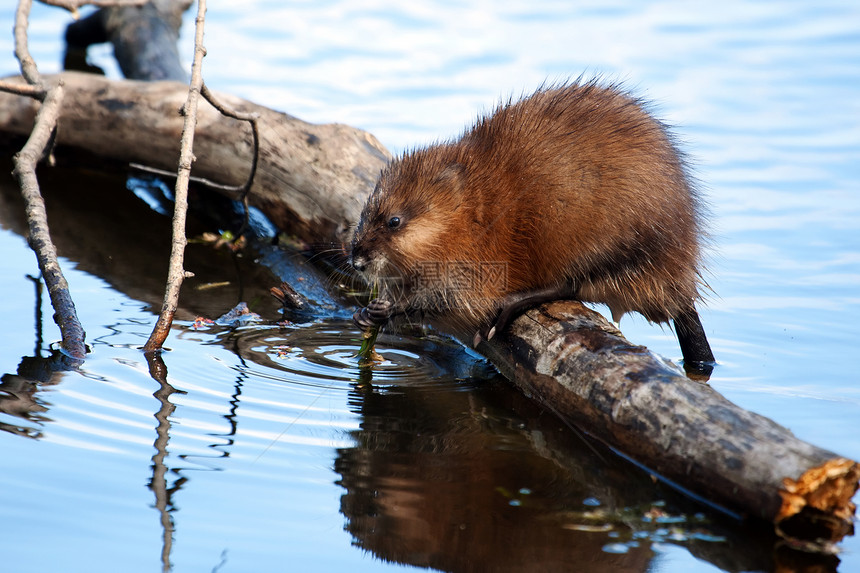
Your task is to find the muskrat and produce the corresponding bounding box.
[351,79,714,367]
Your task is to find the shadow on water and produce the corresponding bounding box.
[0,158,843,572]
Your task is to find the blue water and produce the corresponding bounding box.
[1,1,859,572]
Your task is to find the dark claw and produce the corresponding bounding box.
[353,308,376,329]
[353,298,393,329]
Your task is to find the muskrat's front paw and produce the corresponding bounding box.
[353,299,392,329]
[366,298,392,321]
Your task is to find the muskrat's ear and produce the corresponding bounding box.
[433,162,467,194]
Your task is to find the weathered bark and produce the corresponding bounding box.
[478,301,859,545]
[0,72,856,545]
[0,72,390,247]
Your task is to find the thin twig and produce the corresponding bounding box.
[0,78,46,99]
[129,162,248,193]
[143,0,208,352]
[128,87,260,198]
[130,84,261,236]
[200,83,260,123]
[200,83,260,203]
[189,83,261,233]
[39,0,147,16]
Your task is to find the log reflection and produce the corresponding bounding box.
[335,377,837,573]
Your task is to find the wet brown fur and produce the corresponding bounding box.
[351,79,709,346]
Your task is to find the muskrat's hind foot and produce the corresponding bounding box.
[673,307,715,377]
[475,285,577,346]
[353,298,393,329]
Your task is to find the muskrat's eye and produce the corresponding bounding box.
[387,216,402,230]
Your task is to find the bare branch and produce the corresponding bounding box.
[143,0,208,352]
[10,0,88,360]
[40,0,147,16]
[128,85,261,237]
[12,80,88,361]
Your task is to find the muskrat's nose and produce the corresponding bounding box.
[352,254,368,272]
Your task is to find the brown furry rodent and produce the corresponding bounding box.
[351,79,714,367]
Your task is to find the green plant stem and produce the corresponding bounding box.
[356,284,381,366]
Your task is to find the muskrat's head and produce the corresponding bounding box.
[350,147,468,292]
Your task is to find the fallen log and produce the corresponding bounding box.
[0,72,390,246]
[0,73,856,544]
[478,301,859,546]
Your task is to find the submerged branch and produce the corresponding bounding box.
[14,0,42,87]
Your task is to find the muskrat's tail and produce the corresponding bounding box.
[673,306,715,375]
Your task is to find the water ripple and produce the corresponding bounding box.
[217,320,494,392]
